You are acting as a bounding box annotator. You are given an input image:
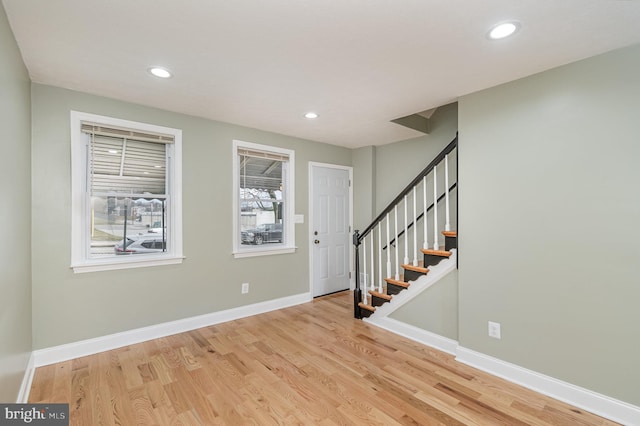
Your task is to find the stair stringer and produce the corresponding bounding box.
[364,249,457,320]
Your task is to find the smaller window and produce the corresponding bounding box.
[233,140,295,257]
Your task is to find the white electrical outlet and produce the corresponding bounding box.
[241,283,249,294]
[488,321,501,339]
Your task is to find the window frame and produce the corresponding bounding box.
[70,111,183,273]
[232,140,295,258]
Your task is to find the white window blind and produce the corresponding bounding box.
[237,148,289,162]
[82,124,172,196]
[238,149,287,192]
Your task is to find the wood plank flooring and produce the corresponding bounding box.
[29,291,619,425]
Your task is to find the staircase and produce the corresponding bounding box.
[353,136,458,319]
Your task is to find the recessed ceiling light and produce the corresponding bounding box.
[148,67,172,78]
[304,112,318,119]
[108,150,118,154]
[488,22,519,40]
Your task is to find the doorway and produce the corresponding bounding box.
[309,163,353,297]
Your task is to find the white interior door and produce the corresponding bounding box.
[311,164,351,297]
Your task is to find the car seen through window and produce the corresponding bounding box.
[241,223,283,245]
[114,232,166,255]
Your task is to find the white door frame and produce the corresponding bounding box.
[308,162,354,297]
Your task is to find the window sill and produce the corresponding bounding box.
[71,255,184,273]
[233,246,297,259]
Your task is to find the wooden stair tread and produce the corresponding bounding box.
[369,290,392,301]
[401,260,429,274]
[442,230,457,238]
[384,277,409,288]
[358,302,376,312]
[421,249,451,257]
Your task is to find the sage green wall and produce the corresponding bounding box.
[0,4,32,402]
[31,84,351,350]
[374,103,458,213]
[389,270,458,340]
[458,44,640,406]
[352,145,375,231]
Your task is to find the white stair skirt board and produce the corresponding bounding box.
[366,316,458,356]
[32,292,312,368]
[366,249,457,319]
[16,353,35,403]
[456,347,640,426]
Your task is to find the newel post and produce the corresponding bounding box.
[353,229,362,319]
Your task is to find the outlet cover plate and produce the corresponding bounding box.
[488,321,501,339]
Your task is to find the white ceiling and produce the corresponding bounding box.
[4,0,640,148]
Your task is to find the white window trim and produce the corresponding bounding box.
[232,140,296,258]
[70,111,183,273]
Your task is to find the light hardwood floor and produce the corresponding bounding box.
[29,291,619,425]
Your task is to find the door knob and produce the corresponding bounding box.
[314,239,320,244]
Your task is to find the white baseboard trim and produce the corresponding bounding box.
[365,316,458,356]
[16,352,35,403]
[33,292,312,368]
[362,316,640,424]
[456,346,640,426]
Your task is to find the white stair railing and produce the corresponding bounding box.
[353,136,457,318]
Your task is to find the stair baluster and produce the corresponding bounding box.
[377,225,383,293]
[386,213,391,280]
[445,154,451,232]
[433,165,439,251]
[403,195,409,266]
[363,238,367,293]
[413,187,418,266]
[394,206,399,280]
[423,175,428,250]
[370,232,375,294]
[362,284,368,305]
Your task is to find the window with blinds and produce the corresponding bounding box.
[71,111,183,272]
[233,140,295,257]
[239,148,286,220]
